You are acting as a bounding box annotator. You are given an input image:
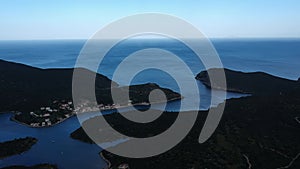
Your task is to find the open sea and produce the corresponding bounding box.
[0,38,300,168]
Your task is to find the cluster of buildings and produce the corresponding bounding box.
[26,99,143,127]
[74,102,122,114]
[28,100,74,127]
[29,118,53,127]
[74,100,138,114]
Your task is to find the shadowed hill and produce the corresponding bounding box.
[196,68,299,95]
[0,59,117,112]
[72,90,300,169]
[0,59,181,113]
[71,69,300,169]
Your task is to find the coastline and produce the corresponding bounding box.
[8,96,182,128]
[199,80,249,94]
[9,114,74,128]
[100,152,111,169]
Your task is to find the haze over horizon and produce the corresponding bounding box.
[1,0,300,40]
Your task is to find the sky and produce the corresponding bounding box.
[0,0,300,40]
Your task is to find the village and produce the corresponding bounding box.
[27,100,75,127]
[19,99,137,127]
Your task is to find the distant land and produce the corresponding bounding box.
[0,59,181,127]
[196,68,299,95]
[72,69,300,169]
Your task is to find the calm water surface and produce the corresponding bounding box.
[1,38,299,168]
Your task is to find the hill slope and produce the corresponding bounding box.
[0,59,117,112]
[72,69,300,169]
[196,68,299,95]
[0,59,180,113]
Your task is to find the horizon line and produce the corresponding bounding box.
[1,37,300,41]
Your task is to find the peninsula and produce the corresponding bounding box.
[196,68,299,95]
[0,59,181,127]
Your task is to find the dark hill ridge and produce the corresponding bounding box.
[0,137,37,159]
[72,89,300,169]
[71,69,300,169]
[196,68,299,95]
[0,59,116,112]
[0,59,181,113]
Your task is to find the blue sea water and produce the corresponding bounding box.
[0,38,299,79]
[0,38,300,168]
[0,112,104,169]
